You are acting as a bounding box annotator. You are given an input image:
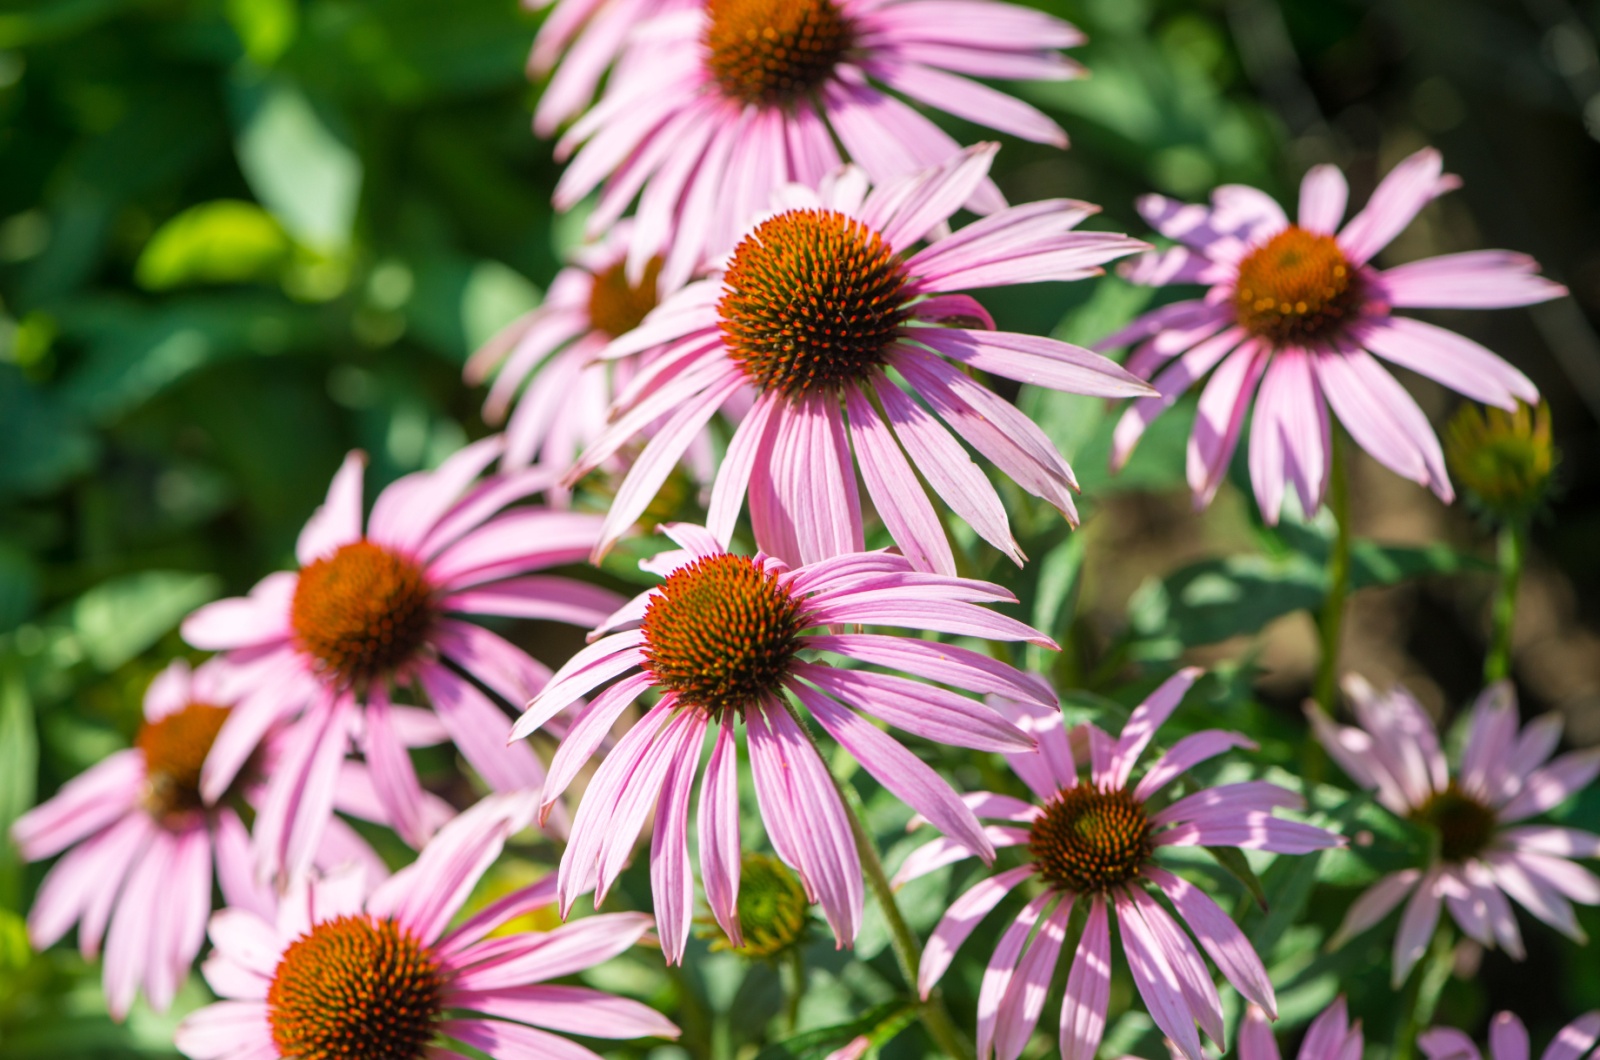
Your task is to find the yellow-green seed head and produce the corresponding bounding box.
[710,852,812,959]
[1444,400,1556,520]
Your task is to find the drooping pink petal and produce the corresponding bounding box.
[442,984,678,1041]
[699,722,744,948]
[918,865,1034,998]
[1188,342,1268,507]
[418,665,546,794]
[1147,866,1276,1018]
[1129,885,1225,1048]
[539,672,656,820]
[442,1017,607,1060]
[254,694,353,886]
[916,329,1155,398]
[11,749,142,860]
[1392,869,1445,986]
[1059,894,1111,1060]
[746,700,863,945]
[794,662,1032,753]
[1316,345,1453,501]
[975,891,1055,1060]
[1114,887,1206,1060]
[994,895,1070,1060]
[844,383,955,574]
[650,710,704,964]
[1249,347,1330,522]
[1357,316,1538,411]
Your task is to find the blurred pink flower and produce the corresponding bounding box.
[568,146,1151,569]
[175,794,677,1060]
[1422,1010,1600,1060]
[1310,677,1600,986]
[1105,147,1566,522]
[510,523,1052,959]
[466,224,674,482]
[552,0,1085,286]
[1240,999,1363,1060]
[909,669,1343,1060]
[181,440,623,883]
[10,659,400,1020]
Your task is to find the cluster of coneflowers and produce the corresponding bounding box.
[11,0,1599,1058]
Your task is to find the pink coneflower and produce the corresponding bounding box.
[909,669,1343,1060]
[510,523,1052,960]
[553,0,1086,288]
[10,659,397,1020]
[465,224,668,481]
[181,438,623,882]
[568,146,1152,570]
[1310,676,1600,986]
[1422,1010,1600,1060]
[1239,999,1363,1060]
[175,794,679,1060]
[1104,147,1566,523]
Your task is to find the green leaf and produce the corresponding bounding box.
[0,367,97,499]
[70,571,220,672]
[753,999,918,1060]
[234,80,362,252]
[1126,550,1324,659]
[134,200,291,291]
[0,661,37,910]
[1203,845,1269,911]
[225,0,298,66]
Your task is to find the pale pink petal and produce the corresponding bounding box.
[442,984,678,1040]
[447,911,656,992]
[1188,342,1267,507]
[1108,667,1200,788]
[1129,885,1224,1048]
[363,687,431,848]
[1491,1012,1532,1060]
[1249,347,1329,522]
[1134,731,1256,802]
[11,749,142,860]
[104,828,173,1019]
[706,389,780,546]
[1316,346,1452,501]
[1059,894,1111,1060]
[1392,870,1445,986]
[1111,328,1249,472]
[1329,869,1422,949]
[995,895,1070,1060]
[1500,750,1600,822]
[891,826,1028,887]
[442,576,622,630]
[1241,1005,1283,1060]
[418,665,546,794]
[1298,164,1349,233]
[1358,316,1538,411]
[175,1001,273,1060]
[794,662,1032,753]
[1338,148,1460,265]
[844,383,955,574]
[1421,1029,1485,1060]
[437,876,559,957]
[1541,1014,1600,1060]
[254,693,352,885]
[1381,250,1565,310]
[296,451,366,566]
[976,891,1055,1060]
[918,865,1034,998]
[746,700,862,945]
[916,329,1155,398]
[369,436,505,553]
[443,1017,605,1060]
[1115,887,1206,1060]
[699,722,743,948]
[807,633,1048,707]
[510,630,645,741]
[1146,866,1276,1017]
[181,572,296,651]
[792,680,991,862]
[650,709,705,963]
[539,671,655,819]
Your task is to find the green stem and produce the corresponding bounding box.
[1485,520,1527,684]
[836,779,974,1060]
[1392,924,1454,1060]
[1314,429,1352,714]
[782,946,806,1034]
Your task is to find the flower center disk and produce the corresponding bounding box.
[642,553,805,717]
[291,540,435,687]
[705,0,853,105]
[1234,226,1361,345]
[268,914,443,1060]
[588,257,663,339]
[1410,783,1497,863]
[1029,784,1153,893]
[719,209,909,395]
[136,702,231,821]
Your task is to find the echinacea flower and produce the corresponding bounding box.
[552,0,1085,288]
[10,659,400,1020]
[510,523,1053,960]
[1105,147,1566,523]
[175,794,679,1060]
[568,147,1152,569]
[1422,1010,1600,1060]
[1310,676,1600,986]
[465,224,672,482]
[909,669,1343,1060]
[182,439,623,882]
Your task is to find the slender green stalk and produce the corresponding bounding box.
[782,947,806,1034]
[1392,924,1454,1060]
[1485,520,1527,684]
[835,780,974,1060]
[1314,429,1352,714]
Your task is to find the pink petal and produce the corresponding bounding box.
[877,62,1065,145]
[509,630,645,741]
[1134,730,1256,802]
[1491,1012,1532,1060]
[446,911,654,991]
[442,1017,606,1060]
[794,662,1033,753]
[1107,667,1200,788]
[175,1001,273,1060]
[1188,342,1268,507]
[363,688,431,848]
[917,329,1155,398]
[918,864,1034,998]
[1357,316,1538,411]
[539,671,655,819]
[418,666,546,794]
[1111,327,1249,472]
[844,383,955,574]
[436,876,559,957]
[806,633,1049,707]
[1315,346,1452,501]
[296,451,366,566]
[1391,870,1444,986]
[369,436,504,553]
[706,389,780,545]
[442,983,678,1040]
[699,723,744,948]
[1059,894,1112,1060]
[1146,866,1276,1017]
[1249,347,1329,522]
[1114,887,1206,1060]
[1329,868,1422,949]
[442,576,623,630]
[254,694,352,886]
[1298,164,1349,234]
[746,700,862,946]
[1542,1014,1600,1060]
[976,891,1055,1060]
[650,710,702,965]
[1337,148,1460,265]
[1381,250,1565,310]
[891,826,1028,887]
[11,749,142,860]
[994,895,1070,1060]
[181,572,296,651]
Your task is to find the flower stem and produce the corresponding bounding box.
[836,779,974,1060]
[1485,520,1527,684]
[1314,428,1352,714]
[1392,923,1454,1060]
[782,946,806,1033]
